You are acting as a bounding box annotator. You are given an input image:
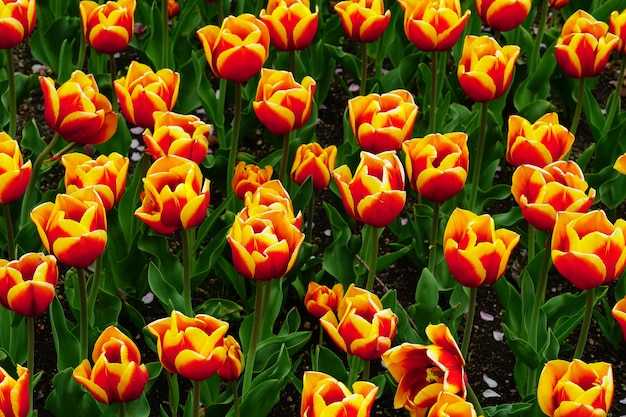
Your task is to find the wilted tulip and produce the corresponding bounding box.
[232,162,274,200]
[457,35,520,103]
[301,371,378,417]
[610,9,626,55]
[0,0,35,49]
[197,14,270,84]
[304,281,343,319]
[40,71,118,145]
[290,143,337,190]
[259,0,318,51]
[0,132,31,204]
[218,336,244,381]
[538,359,613,417]
[0,364,29,417]
[146,311,229,381]
[113,61,180,128]
[334,0,390,43]
[474,0,531,32]
[73,326,149,404]
[348,90,418,153]
[402,132,469,203]
[79,0,136,55]
[427,392,477,417]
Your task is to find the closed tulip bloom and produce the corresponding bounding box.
[232,162,274,200]
[506,113,574,168]
[243,179,302,226]
[427,393,477,417]
[197,14,270,84]
[475,0,531,32]
[0,0,35,49]
[333,151,406,228]
[443,208,520,287]
[79,0,136,55]
[538,359,613,417]
[30,192,107,269]
[403,132,469,203]
[0,365,29,417]
[143,111,212,165]
[614,153,626,175]
[167,0,179,17]
[349,90,418,153]
[457,35,520,103]
[382,323,466,417]
[511,160,595,231]
[259,0,318,51]
[146,311,229,381]
[304,281,343,319]
[218,336,244,381]
[555,10,619,79]
[610,9,626,55]
[549,0,569,8]
[40,71,118,145]
[611,296,626,340]
[291,143,337,190]
[254,69,316,136]
[301,371,378,417]
[135,155,210,235]
[73,326,149,404]
[114,61,180,128]
[0,253,58,317]
[400,0,470,52]
[0,132,31,204]
[334,0,390,43]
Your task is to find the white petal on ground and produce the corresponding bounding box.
[483,373,498,388]
[493,330,504,341]
[483,389,501,399]
[480,311,494,321]
[141,292,155,304]
[324,229,332,237]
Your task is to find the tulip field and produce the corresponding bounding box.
[1,0,626,416]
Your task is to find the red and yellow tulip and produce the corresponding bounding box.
[0,364,29,417]
[232,162,274,200]
[614,153,626,174]
[611,296,626,340]
[334,0,390,43]
[243,179,301,225]
[0,132,31,204]
[610,9,626,55]
[218,336,244,381]
[304,281,343,319]
[427,392,478,417]
[290,143,337,190]
[79,0,136,55]
[259,0,318,51]
[0,0,35,49]
[474,0,531,32]
[301,371,378,417]
[549,0,569,8]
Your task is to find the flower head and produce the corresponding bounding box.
[301,371,378,417]
[334,0,390,42]
[259,0,318,51]
[290,143,337,190]
[304,282,343,319]
[0,132,31,204]
[79,0,136,54]
[0,365,29,417]
[475,0,531,32]
[610,8,626,55]
[0,0,36,49]
[218,336,244,381]
[232,162,274,200]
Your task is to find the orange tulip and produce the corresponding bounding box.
[259,0,318,51]
[0,253,57,317]
[167,0,179,17]
[506,113,574,168]
[334,0,390,43]
[549,0,569,8]
[143,111,212,165]
[538,359,613,417]
[304,281,343,319]
[40,71,118,145]
[511,160,596,231]
[73,326,149,404]
[62,152,129,211]
[614,153,626,174]
[427,392,477,417]
[382,323,466,417]
[290,143,337,190]
[197,14,270,84]
[79,0,136,55]
[146,310,229,381]
[443,208,520,287]
[348,90,418,153]
[610,9,626,55]
[399,0,470,52]
[113,61,180,128]
[611,296,626,340]
[135,155,210,235]
[0,0,35,49]
[319,284,398,360]
[457,35,520,103]
[0,365,29,417]
[301,371,378,417]
[333,151,406,228]
[551,210,626,291]
[218,336,244,381]
[0,132,31,204]
[30,192,107,269]
[402,132,469,203]
[253,69,316,136]
[232,161,274,200]
[474,0,531,32]
[555,10,619,79]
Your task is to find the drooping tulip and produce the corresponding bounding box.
[0,0,36,49]
[303,281,343,319]
[79,0,136,55]
[334,0,390,43]
[0,132,31,204]
[232,162,274,200]
[259,0,318,51]
[474,0,531,32]
[0,364,29,417]
[301,371,378,417]
[290,143,337,190]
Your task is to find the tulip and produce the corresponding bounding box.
[73,326,149,404]
[0,132,31,204]
[382,323,467,417]
[40,71,118,145]
[506,113,574,168]
[0,253,57,317]
[242,179,301,225]
[611,296,626,340]
[30,192,107,269]
[549,0,569,8]
[197,14,270,84]
[333,151,406,228]
[301,371,378,417]
[62,152,129,211]
[538,359,613,417]
[319,284,398,360]
[135,155,210,235]
[291,143,337,190]
[334,0,390,43]
[399,0,470,52]
[0,364,29,417]
[511,160,596,231]
[427,392,477,417]
[443,208,520,287]
[259,0,318,51]
[143,111,212,165]
[348,90,418,153]
[113,61,180,128]
[0,0,35,49]
[146,311,229,381]
[614,153,626,174]
[218,336,244,381]
[457,35,520,103]
[232,162,274,200]
[474,0,531,32]
[304,281,343,319]
[253,69,317,136]
[610,9,626,55]
[79,0,136,55]
[402,132,468,203]
[167,0,179,18]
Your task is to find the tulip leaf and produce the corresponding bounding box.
[91,288,123,330]
[279,307,301,336]
[29,17,80,77]
[493,275,522,336]
[482,401,534,417]
[95,113,132,156]
[48,297,80,371]
[173,52,205,115]
[321,202,358,286]
[229,378,284,417]
[254,332,311,372]
[376,243,411,273]
[216,258,249,311]
[582,83,605,141]
[409,267,442,336]
[138,232,184,287]
[45,368,103,417]
[147,262,186,313]
[311,345,349,384]
[101,393,150,417]
[501,323,541,368]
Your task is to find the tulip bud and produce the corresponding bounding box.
[291,143,337,190]
[0,132,31,204]
[79,0,136,55]
[304,282,343,319]
[218,336,244,381]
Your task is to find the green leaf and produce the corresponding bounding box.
[49,297,80,371]
[21,119,46,155]
[321,202,358,286]
[30,17,81,76]
[147,262,186,313]
[254,332,311,372]
[95,113,132,156]
[45,368,103,417]
[311,345,349,383]
[502,323,541,368]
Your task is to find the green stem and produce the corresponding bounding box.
[362,359,370,381]
[27,316,34,416]
[77,32,87,71]
[527,225,536,263]
[466,382,484,417]
[427,202,440,272]
[128,153,150,241]
[374,36,383,80]
[469,101,489,213]
[77,267,89,361]
[162,0,169,68]
[306,194,315,243]
[429,51,437,133]
[7,48,16,139]
[529,0,549,73]
[166,372,178,417]
[365,226,382,292]
[87,254,104,326]
[460,286,477,359]
[227,83,243,204]
[231,380,240,417]
[603,55,626,135]
[289,50,297,76]
[192,380,201,417]
[217,78,228,149]
[360,42,367,96]
[181,227,194,317]
[318,325,323,346]
[279,132,291,184]
[242,280,268,393]
[569,77,585,137]
[216,0,224,25]
[573,288,595,360]
[236,0,245,16]
[109,54,118,114]
[3,204,15,260]
[118,402,126,417]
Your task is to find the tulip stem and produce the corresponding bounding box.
[128,153,149,241]
[306,194,315,243]
[289,49,297,77]
[77,267,89,361]
[181,227,194,317]
[27,316,34,416]
[573,288,595,360]
[87,254,104,326]
[242,280,268,393]
[429,51,438,134]
[527,225,536,262]
[460,286,476,359]
[469,101,489,213]
[3,204,16,260]
[77,33,87,71]
[7,47,16,139]
[118,402,126,417]
[231,380,240,417]
[279,132,291,184]
[227,83,243,205]
[529,0,549,73]
[360,42,367,96]
[109,54,118,114]
[603,55,626,135]
[365,225,383,292]
[569,77,585,137]
[362,359,370,381]
[192,380,201,417]
[216,0,224,25]
[161,0,169,68]
[427,201,440,273]
[466,382,484,417]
